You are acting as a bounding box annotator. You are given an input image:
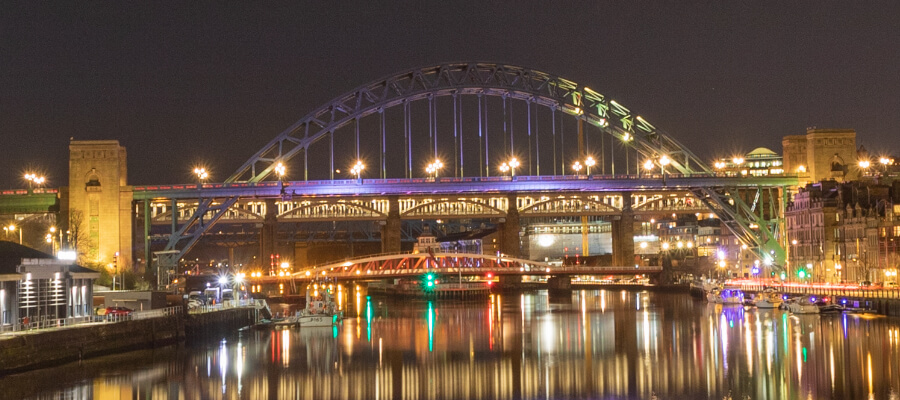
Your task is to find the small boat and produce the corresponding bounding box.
[706,287,745,305]
[819,304,845,313]
[753,289,783,309]
[299,283,343,327]
[784,296,820,314]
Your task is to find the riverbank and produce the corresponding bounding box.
[0,307,258,375]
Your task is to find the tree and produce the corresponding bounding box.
[64,210,93,264]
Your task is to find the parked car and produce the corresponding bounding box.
[104,306,133,316]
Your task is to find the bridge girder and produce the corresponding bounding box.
[155,62,796,272]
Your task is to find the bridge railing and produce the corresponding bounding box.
[132,172,800,192]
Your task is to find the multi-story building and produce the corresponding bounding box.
[785,181,840,282]
[834,182,900,283]
[782,128,859,186]
[788,179,900,283]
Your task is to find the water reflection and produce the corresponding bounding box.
[4,290,900,399]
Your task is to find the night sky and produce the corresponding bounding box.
[2,2,898,188]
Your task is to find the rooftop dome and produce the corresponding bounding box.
[747,147,777,157]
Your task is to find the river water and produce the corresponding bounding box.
[4,288,900,399]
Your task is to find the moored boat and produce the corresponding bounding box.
[299,282,343,327]
[706,287,745,305]
[784,296,820,314]
[753,290,783,309]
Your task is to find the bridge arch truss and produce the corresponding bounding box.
[154,62,795,272]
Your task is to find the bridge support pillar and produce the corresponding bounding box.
[293,243,311,269]
[547,275,571,291]
[612,193,635,267]
[260,199,278,267]
[381,196,401,253]
[499,193,521,258]
[498,274,522,289]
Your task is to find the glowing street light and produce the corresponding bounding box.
[659,155,671,168]
[858,159,871,176]
[4,224,22,245]
[426,159,444,178]
[23,173,45,190]
[499,157,520,177]
[571,161,583,175]
[584,156,596,175]
[659,155,671,185]
[274,162,286,179]
[350,160,365,182]
[193,167,209,183]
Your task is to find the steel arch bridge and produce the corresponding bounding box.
[153,62,796,272]
[277,252,662,281]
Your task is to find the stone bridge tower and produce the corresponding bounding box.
[62,140,133,270]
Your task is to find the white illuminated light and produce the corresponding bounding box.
[58,251,77,261]
[537,234,555,248]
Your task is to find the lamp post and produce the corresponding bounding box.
[45,226,58,255]
[571,161,583,175]
[351,160,365,183]
[426,159,443,179]
[642,159,655,178]
[879,157,893,176]
[859,160,871,176]
[274,162,286,194]
[499,157,520,177]
[193,167,209,186]
[732,157,745,176]
[659,155,671,185]
[713,161,726,177]
[23,173,45,191]
[585,156,596,175]
[4,225,22,245]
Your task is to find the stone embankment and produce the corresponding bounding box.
[0,307,258,375]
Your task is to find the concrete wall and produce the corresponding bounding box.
[0,307,258,375]
[0,314,182,374]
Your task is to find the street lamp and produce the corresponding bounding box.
[571,161,583,175]
[642,159,655,177]
[659,155,671,185]
[714,161,726,174]
[193,167,209,183]
[23,173,45,190]
[499,157,520,177]
[585,156,596,175]
[4,225,22,245]
[426,159,444,178]
[859,159,871,176]
[879,157,893,175]
[350,160,365,182]
[274,162,286,179]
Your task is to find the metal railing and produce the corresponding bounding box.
[187,299,267,314]
[728,282,900,300]
[0,306,185,335]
